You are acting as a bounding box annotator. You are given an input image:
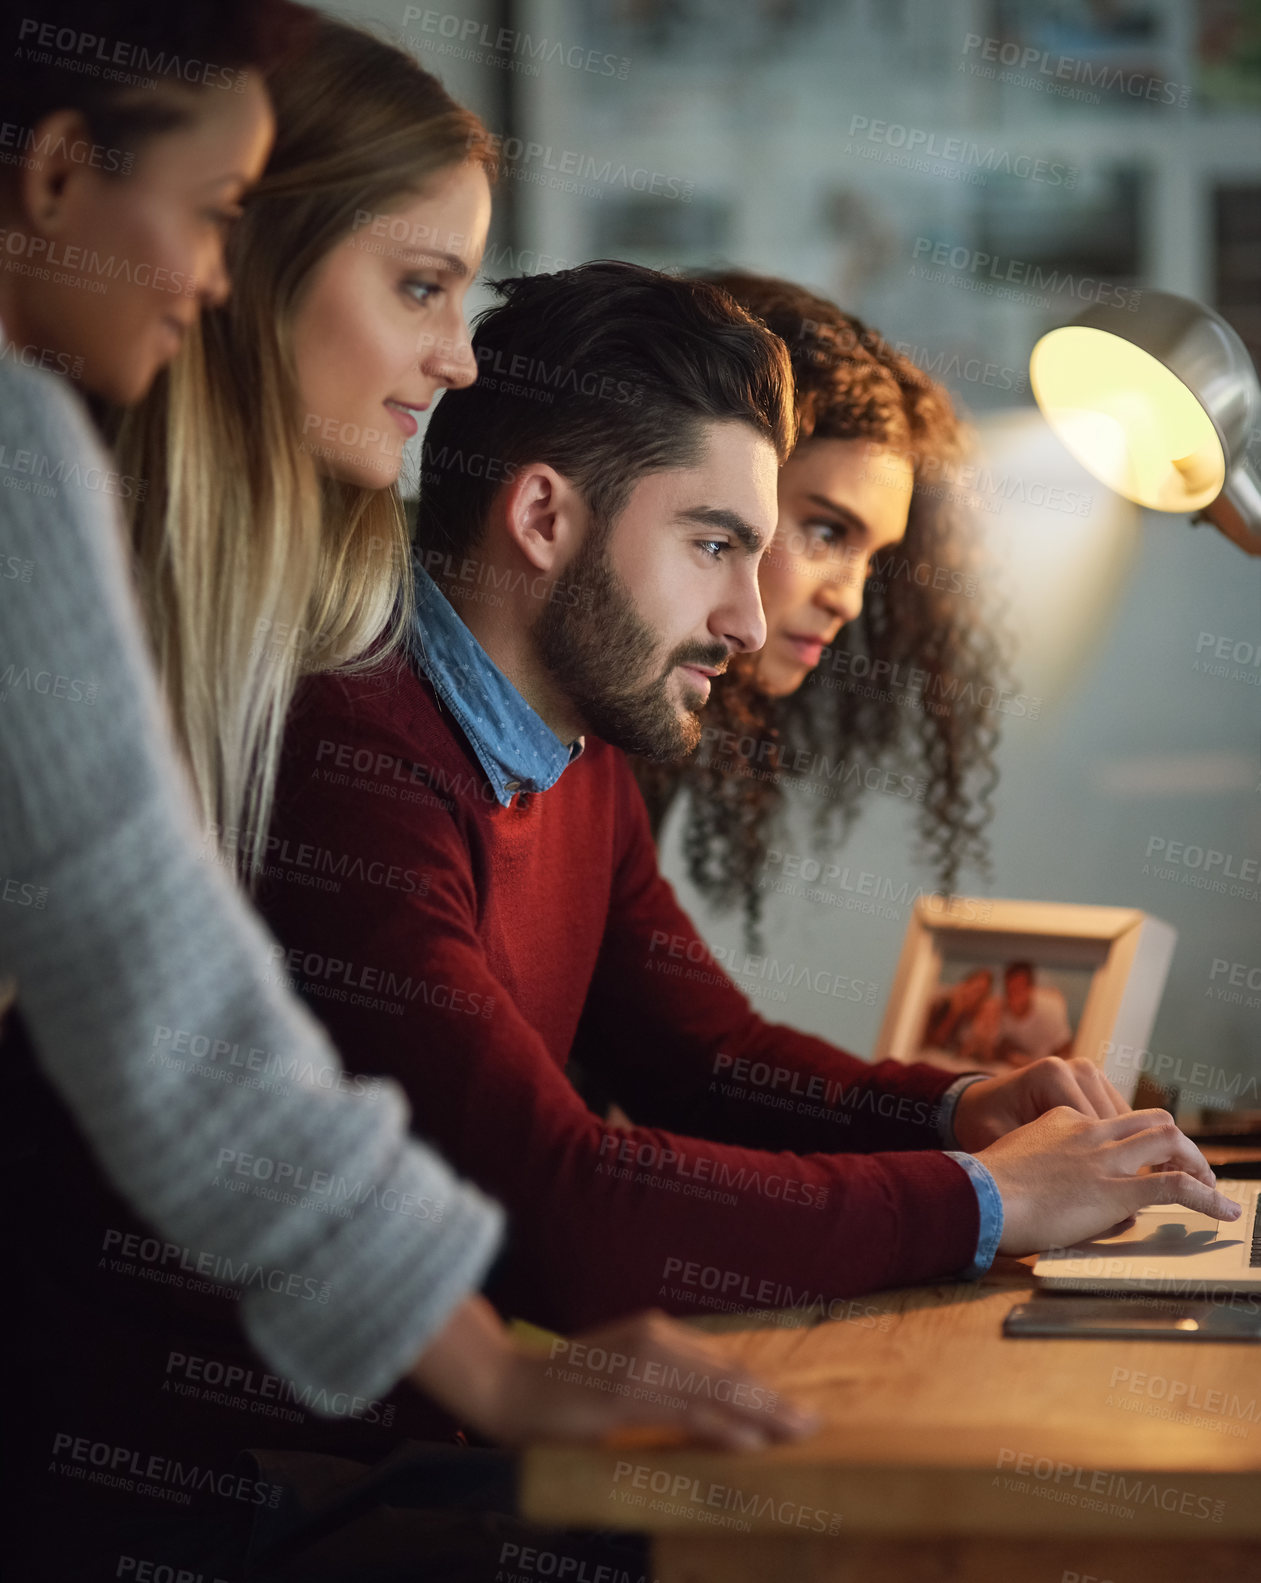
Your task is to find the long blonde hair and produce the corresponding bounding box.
[116,15,493,881]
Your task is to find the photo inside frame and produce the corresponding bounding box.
[918,931,1113,1070]
[935,959,1095,1030]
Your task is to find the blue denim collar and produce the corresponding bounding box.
[407,552,584,807]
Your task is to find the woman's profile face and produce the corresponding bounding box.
[290,161,491,490]
[10,77,274,404]
[753,436,913,698]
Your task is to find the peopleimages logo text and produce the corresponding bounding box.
[910,237,1139,310]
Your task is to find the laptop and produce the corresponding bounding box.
[1033,1179,1261,1294]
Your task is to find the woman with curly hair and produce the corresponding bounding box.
[633,271,1007,952]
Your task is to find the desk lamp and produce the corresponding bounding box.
[1029,290,1261,556]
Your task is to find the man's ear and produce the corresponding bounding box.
[500,462,589,574]
[17,111,97,232]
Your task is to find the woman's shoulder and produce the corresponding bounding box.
[0,349,102,449]
[0,353,122,523]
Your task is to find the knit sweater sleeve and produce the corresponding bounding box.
[0,358,502,1407]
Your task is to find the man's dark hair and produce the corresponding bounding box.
[0,0,308,177]
[415,260,797,556]
[1004,961,1035,984]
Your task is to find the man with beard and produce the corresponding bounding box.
[258,262,1227,1335]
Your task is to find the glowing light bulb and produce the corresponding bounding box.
[1030,327,1225,512]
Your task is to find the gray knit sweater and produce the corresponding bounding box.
[0,349,503,1409]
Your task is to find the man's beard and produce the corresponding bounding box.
[534,527,728,762]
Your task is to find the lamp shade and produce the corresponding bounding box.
[1030,291,1261,543]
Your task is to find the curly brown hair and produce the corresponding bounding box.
[632,272,1008,951]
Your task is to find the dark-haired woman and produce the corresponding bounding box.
[635,272,1006,953]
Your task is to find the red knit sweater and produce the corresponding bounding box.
[260,656,980,1332]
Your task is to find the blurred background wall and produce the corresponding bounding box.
[318,0,1261,1103]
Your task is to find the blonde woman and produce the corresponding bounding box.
[110,0,805,1453]
[115,16,478,868]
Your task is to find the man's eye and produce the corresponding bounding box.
[697,540,731,560]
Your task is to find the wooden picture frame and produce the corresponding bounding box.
[875,898,1177,1100]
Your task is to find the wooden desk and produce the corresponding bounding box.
[521,1254,1261,1582]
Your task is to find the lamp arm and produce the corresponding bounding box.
[1194,458,1261,557]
